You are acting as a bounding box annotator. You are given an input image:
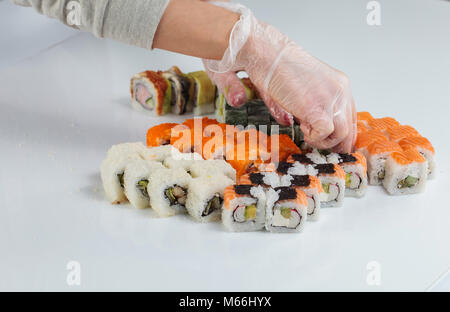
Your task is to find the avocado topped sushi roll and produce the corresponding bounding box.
[187,71,216,116]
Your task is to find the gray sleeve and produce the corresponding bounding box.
[10,0,170,49]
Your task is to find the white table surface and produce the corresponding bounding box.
[1,0,450,291]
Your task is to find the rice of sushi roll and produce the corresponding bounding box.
[327,152,368,198]
[123,159,165,209]
[187,71,216,116]
[383,149,427,195]
[279,175,322,221]
[106,142,147,159]
[101,153,143,204]
[185,174,234,222]
[163,153,203,173]
[366,140,402,185]
[162,66,191,115]
[130,70,171,116]
[147,167,192,217]
[188,159,236,182]
[399,136,436,179]
[222,185,266,232]
[142,145,183,162]
[314,164,346,207]
[265,187,308,233]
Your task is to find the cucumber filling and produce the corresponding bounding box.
[137,179,149,198]
[233,202,258,223]
[271,206,301,229]
[322,183,330,194]
[202,194,223,217]
[244,204,257,220]
[164,185,187,206]
[145,97,154,109]
[378,169,385,180]
[397,176,419,189]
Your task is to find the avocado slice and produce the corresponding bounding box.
[322,183,330,194]
[244,204,257,220]
[280,207,292,219]
[345,173,352,188]
[397,176,419,189]
[137,179,149,198]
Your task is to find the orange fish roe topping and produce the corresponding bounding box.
[357,111,374,122]
[367,140,402,155]
[399,136,435,154]
[368,117,400,131]
[146,123,179,147]
[355,129,388,149]
[390,149,426,165]
[386,125,420,142]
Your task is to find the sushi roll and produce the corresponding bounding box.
[368,117,400,133]
[356,111,374,127]
[279,161,318,177]
[187,71,216,116]
[385,125,420,142]
[147,167,192,217]
[383,149,427,195]
[215,93,226,123]
[355,129,388,158]
[247,99,271,129]
[286,153,315,165]
[222,185,266,232]
[239,172,281,188]
[314,164,346,207]
[279,175,322,221]
[130,70,171,116]
[146,123,179,147]
[123,159,165,209]
[399,136,436,179]
[162,66,191,115]
[142,145,183,162]
[327,152,368,198]
[188,159,236,182]
[186,174,234,222]
[366,140,402,185]
[265,187,308,233]
[224,102,248,126]
[163,153,203,173]
[101,153,143,204]
[357,120,370,135]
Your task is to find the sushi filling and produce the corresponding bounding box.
[271,205,302,229]
[397,176,419,189]
[164,185,187,206]
[135,83,154,110]
[233,202,257,223]
[137,179,149,198]
[306,196,317,216]
[322,183,340,202]
[117,172,125,188]
[202,194,223,217]
[345,172,362,189]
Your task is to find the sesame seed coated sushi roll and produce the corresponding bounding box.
[141,145,183,163]
[123,159,165,209]
[383,149,427,195]
[279,175,322,221]
[163,153,203,173]
[188,159,236,182]
[366,140,402,185]
[314,164,346,207]
[147,167,192,217]
[222,185,266,232]
[130,71,171,116]
[186,174,234,222]
[265,187,308,233]
[106,142,147,159]
[399,136,436,179]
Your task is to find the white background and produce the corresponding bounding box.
[1,0,450,291]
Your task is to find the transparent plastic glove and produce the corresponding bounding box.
[204,2,356,152]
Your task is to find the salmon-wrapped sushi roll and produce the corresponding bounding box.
[399,136,435,179]
[383,149,427,195]
[385,125,420,142]
[146,123,179,147]
[355,129,388,157]
[357,120,370,135]
[366,140,402,185]
[265,187,308,233]
[326,152,368,197]
[222,185,266,232]
[130,71,171,116]
[314,164,346,207]
[368,117,400,133]
[357,111,374,127]
[279,175,322,221]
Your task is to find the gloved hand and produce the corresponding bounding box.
[203,2,356,152]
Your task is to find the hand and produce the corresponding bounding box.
[204,2,356,152]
